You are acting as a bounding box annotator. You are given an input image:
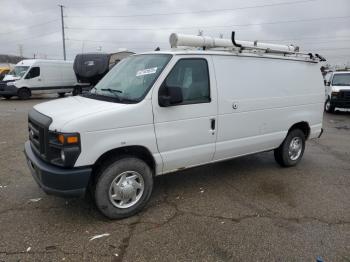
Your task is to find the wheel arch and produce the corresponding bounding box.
[288,121,310,140]
[90,145,156,184]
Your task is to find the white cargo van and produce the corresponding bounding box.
[24,33,324,219]
[0,59,79,99]
[324,71,350,113]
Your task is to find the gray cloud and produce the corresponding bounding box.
[0,0,349,65]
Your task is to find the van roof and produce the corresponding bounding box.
[16,59,73,66]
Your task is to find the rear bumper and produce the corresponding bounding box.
[24,141,92,197]
[0,84,17,96]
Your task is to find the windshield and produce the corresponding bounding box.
[11,66,29,78]
[332,73,350,86]
[90,54,172,103]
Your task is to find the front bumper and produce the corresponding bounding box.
[330,99,350,108]
[0,84,17,96]
[24,141,92,197]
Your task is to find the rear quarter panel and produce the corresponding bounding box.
[212,55,323,160]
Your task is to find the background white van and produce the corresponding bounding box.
[0,59,80,99]
[324,71,350,113]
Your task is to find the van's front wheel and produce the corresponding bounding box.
[17,88,31,100]
[274,129,305,167]
[94,157,153,219]
[324,99,335,113]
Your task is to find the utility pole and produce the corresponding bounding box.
[59,4,66,60]
[18,44,23,57]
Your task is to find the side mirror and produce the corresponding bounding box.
[325,81,330,86]
[159,85,183,107]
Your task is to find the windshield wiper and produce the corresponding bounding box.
[101,88,123,94]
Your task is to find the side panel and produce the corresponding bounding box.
[212,56,324,161]
[60,63,78,86]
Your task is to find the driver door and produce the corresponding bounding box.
[152,56,218,174]
[24,66,43,89]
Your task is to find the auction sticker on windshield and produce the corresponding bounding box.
[136,67,157,77]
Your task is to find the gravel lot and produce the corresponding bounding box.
[0,95,349,262]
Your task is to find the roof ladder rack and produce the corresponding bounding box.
[169,32,326,62]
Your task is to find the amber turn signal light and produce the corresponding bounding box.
[57,134,79,144]
[67,136,79,144]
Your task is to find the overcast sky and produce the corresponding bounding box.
[0,0,349,65]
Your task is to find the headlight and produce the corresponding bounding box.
[48,131,81,167]
[331,91,339,98]
[6,81,15,86]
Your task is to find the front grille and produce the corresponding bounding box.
[28,119,45,156]
[339,90,350,99]
[28,109,52,161]
[0,81,6,91]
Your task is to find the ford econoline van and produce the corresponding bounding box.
[24,33,324,219]
[0,59,80,99]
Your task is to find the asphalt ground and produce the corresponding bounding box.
[0,95,349,261]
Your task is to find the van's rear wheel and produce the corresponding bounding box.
[58,92,65,98]
[274,129,305,167]
[94,157,153,219]
[17,88,31,100]
[325,99,335,113]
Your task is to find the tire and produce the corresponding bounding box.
[2,95,13,100]
[94,156,153,219]
[324,99,335,113]
[58,92,65,98]
[17,88,31,100]
[72,86,82,96]
[274,129,305,167]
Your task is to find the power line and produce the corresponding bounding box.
[66,38,168,45]
[0,19,58,36]
[312,47,350,51]
[65,15,350,31]
[66,0,317,18]
[66,37,350,46]
[261,35,350,42]
[1,31,60,44]
[65,0,164,8]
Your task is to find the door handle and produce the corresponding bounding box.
[210,118,216,135]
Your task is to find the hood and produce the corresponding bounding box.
[3,74,20,81]
[332,85,350,92]
[34,96,128,131]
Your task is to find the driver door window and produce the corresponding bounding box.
[163,59,210,105]
[25,67,40,79]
